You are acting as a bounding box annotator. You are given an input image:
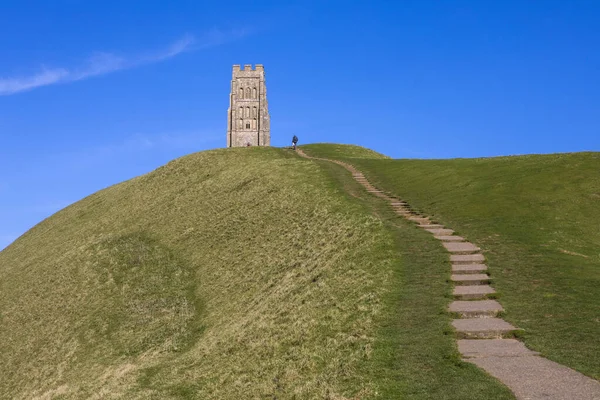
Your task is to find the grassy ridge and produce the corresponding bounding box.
[0,145,516,399]
[0,147,398,399]
[302,144,600,380]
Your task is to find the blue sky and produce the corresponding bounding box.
[1,0,599,250]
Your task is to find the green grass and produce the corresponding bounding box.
[0,145,516,399]
[309,158,514,399]
[305,143,390,160]
[302,143,600,380]
[0,147,396,399]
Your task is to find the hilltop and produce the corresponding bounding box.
[4,143,597,399]
[0,147,403,399]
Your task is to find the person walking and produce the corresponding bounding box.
[292,135,298,150]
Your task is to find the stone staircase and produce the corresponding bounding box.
[297,150,600,400]
[353,170,522,342]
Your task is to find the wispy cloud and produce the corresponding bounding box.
[0,29,247,96]
[0,35,193,96]
[0,68,70,95]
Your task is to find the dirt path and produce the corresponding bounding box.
[297,149,600,400]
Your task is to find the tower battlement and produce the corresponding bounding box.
[226,64,270,147]
[232,64,265,75]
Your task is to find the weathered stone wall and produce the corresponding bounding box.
[227,64,270,147]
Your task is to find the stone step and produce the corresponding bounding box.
[451,274,490,285]
[442,242,481,253]
[465,353,600,400]
[419,224,444,229]
[449,300,503,318]
[434,235,465,242]
[458,339,538,358]
[452,318,518,339]
[453,285,495,300]
[451,254,485,264]
[424,228,454,235]
[407,216,431,223]
[452,263,488,274]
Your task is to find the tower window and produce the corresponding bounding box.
[239,88,244,98]
[246,123,251,129]
[252,87,257,98]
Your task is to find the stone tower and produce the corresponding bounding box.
[227,64,270,147]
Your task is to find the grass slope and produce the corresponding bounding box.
[303,144,600,380]
[310,156,513,399]
[0,145,515,399]
[0,147,398,399]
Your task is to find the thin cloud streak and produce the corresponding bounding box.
[0,30,245,96]
[0,68,69,95]
[0,34,194,96]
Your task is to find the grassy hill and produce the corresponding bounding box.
[303,144,600,380]
[0,146,514,399]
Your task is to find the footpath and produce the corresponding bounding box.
[297,149,600,400]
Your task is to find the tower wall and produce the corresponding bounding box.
[227,64,270,147]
